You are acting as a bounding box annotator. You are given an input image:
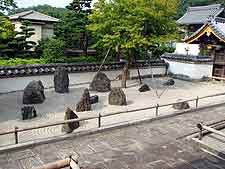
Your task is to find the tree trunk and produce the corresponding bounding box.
[121,63,129,88]
[133,49,142,85]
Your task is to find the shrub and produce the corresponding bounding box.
[42,38,66,63]
[0,58,47,66]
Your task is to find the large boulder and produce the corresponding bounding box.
[21,106,37,120]
[76,89,91,112]
[89,72,111,92]
[172,99,190,110]
[54,67,69,93]
[23,80,45,104]
[62,108,79,133]
[163,79,175,86]
[138,84,150,92]
[109,87,127,106]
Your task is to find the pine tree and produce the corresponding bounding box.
[14,20,36,56]
[55,0,92,51]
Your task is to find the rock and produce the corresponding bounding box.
[109,87,127,106]
[82,88,90,100]
[138,84,150,92]
[21,106,37,120]
[23,80,45,104]
[62,108,79,133]
[54,67,69,93]
[76,89,91,112]
[172,99,190,110]
[89,72,111,92]
[90,95,99,104]
[163,79,175,86]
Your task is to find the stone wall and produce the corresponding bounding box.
[0,60,167,78]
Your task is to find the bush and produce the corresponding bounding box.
[0,58,47,66]
[42,38,66,63]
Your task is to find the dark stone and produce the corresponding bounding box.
[54,67,69,93]
[109,87,127,106]
[76,89,91,112]
[173,99,190,110]
[139,84,150,92]
[62,108,79,133]
[90,95,99,104]
[21,106,37,120]
[89,72,111,92]
[163,79,175,86]
[23,80,45,104]
[82,88,90,100]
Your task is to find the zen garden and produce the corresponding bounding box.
[0,0,225,169]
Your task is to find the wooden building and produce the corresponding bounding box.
[177,4,225,79]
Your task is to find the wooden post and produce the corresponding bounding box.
[197,123,203,140]
[14,126,19,144]
[98,114,102,128]
[155,104,159,117]
[196,96,199,108]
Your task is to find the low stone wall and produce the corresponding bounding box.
[162,53,213,80]
[0,60,167,78]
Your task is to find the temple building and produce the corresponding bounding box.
[163,4,225,80]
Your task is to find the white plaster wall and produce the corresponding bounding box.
[175,43,200,56]
[28,24,42,44]
[164,59,213,79]
[130,67,166,77]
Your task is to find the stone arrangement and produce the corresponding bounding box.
[89,72,111,92]
[62,108,80,133]
[90,95,99,104]
[21,106,37,120]
[172,99,190,110]
[163,79,175,86]
[23,80,45,104]
[76,89,91,112]
[138,84,150,92]
[109,87,127,106]
[54,67,69,93]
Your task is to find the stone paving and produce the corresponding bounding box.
[0,104,225,169]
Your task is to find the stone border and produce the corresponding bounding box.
[1,101,225,153]
[0,60,167,78]
[162,53,213,64]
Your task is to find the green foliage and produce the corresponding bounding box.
[0,16,17,57]
[14,20,36,55]
[42,38,66,63]
[88,0,178,60]
[55,0,92,49]
[0,58,47,66]
[0,0,16,14]
[9,5,69,20]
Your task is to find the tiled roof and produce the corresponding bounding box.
[184,20,225,43]
[177,4,224,25]
[9,10,59,22]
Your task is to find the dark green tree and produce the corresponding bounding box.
[0,0,16,15]
[0,16,17,57]
[13,21,36,56]
[55,0,92,51]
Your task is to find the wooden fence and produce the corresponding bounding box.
[1,92,225,146]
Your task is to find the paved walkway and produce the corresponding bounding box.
[1,104,225,169]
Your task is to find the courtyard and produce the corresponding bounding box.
[1,71,225,147]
